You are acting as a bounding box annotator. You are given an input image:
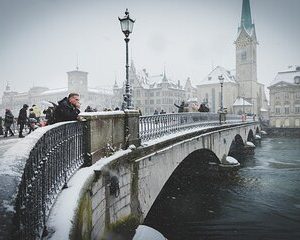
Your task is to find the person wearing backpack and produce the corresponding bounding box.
[53,93,81,123]
[4,109,14,137]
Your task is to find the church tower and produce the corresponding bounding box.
[67,69,88,101]
[235,0,258,113]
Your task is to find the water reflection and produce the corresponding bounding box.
[144,137,300,240]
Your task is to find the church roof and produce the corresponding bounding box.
[233,97,252,106]
[236,0,257,43]
[241,0,252,31]
[40,88,68,95]
[198,66,236,86]
[269,65,300,87]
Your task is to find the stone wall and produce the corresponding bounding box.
[81,110,140,164]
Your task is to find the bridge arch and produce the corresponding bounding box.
[247,129,255,142]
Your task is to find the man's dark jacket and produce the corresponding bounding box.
[17,108,28,124]
[53,97,80,123]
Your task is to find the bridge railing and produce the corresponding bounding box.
[15,121,88,240]
[139,112,242,141]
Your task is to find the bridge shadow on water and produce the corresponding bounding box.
[144,149,243,240]
[143,147,278,240]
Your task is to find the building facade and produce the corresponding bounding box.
[113,61,197,115]
[196,0,268,115]
[1,69,113,116]
[268,66,300,128]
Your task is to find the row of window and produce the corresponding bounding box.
[273,118,300,127]
[135,98,179,106]
[274,106,300,114]
[134,90,185,98]
[274,92,300,99]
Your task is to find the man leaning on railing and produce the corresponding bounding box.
[52,93,84,123]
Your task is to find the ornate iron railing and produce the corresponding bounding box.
[139,112,242,141]
[15,121,88,240]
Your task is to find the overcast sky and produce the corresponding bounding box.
[0,0,300,101]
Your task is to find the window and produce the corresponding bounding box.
[295,105,300,113]
[156,92,160,96]
[294,76,300,84]
[156,99,161,104]
[284,119,290,127]
[150,100,154,104]
[241,51,247,60]
[275,107,281,114]
[284,107,289,114]
[285,92,290,99]
[275,119,281,127]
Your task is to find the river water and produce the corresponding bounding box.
[144,137,300,240]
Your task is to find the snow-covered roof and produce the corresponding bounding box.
[232,97,252,106]
[40,88,68,95]
[269,65,300,86]
[88,88,113,95]
[198,66,236,86]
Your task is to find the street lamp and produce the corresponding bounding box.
[119,9,135,109]
[218,75,224,111]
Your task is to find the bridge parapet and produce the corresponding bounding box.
[81,110,140,164]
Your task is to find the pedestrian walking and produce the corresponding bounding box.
[0,116,3,135]
[28,108,37,133]
[53,93,81,123]
[17,104,29,138]
[4,109,14,137]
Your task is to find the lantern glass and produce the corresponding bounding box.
[119,9,135,36]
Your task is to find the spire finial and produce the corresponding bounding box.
[76,54,79,71]
[162,65,168,82]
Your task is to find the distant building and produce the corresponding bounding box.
[268,66,300,128]
[196,0,268,115]
[1,69,113,115]
[196,66,239,114]
[113,61,197,115]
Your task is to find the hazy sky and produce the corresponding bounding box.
[1,0,300,101]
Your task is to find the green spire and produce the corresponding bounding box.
[241,0,252,30]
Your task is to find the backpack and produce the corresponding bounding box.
[45,102,58,125]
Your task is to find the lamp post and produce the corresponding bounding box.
[218,75,225,124]
[218,75,224,111]
[119,9,135,109]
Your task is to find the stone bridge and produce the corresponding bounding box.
[0,111,260,239]
[51,112,260,239]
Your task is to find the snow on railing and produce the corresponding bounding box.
[14,121,88,240]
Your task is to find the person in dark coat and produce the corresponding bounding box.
[198,103,209,112]
[53,93,81,123]
[17,104,29,138]
[4,109,14,137]
[174,101,185,113]
[84,105,94,112]
[0,116,3,135]
[43,106,55,125]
